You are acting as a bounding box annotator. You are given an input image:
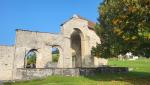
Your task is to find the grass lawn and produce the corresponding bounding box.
[4,58,150,85]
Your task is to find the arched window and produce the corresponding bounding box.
[25,49,37,68]
[52,47,60,63]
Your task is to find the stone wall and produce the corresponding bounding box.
[14,30,64,69]
[96,67,128,73]
[12,16,101,70]
[0,15,102,81]
[0,45,15,80]
[16,67,128,80]
[61,16,100,67]
[16,68,79,80]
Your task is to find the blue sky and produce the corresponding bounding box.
[0,0,103,45]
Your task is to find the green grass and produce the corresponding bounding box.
[52,54,59,62]
[4,58,150,85]
[108,57,150,73]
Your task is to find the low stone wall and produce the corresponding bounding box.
[16,68,79,80]
[79,67,128,76]
[16,67,128,80]
[96,67,128,73]
[0,80,3,85]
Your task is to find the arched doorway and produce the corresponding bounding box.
[24,49,37,68]
[71,28,83,68]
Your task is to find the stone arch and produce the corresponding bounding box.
[51,46,59,62]
[71,28,84,68]
[49,45,63,68]
[24,49,38,68]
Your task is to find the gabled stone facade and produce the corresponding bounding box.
[0,15,101,80]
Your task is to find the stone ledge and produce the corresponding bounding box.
[79,67,128,76]
[16,67,128,80]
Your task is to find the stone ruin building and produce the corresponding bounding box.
[0,15,102,80]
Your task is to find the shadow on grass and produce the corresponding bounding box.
[84,71,150,85]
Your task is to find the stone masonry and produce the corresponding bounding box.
[0,15,101,80]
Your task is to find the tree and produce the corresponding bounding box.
[92,0,150,58]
